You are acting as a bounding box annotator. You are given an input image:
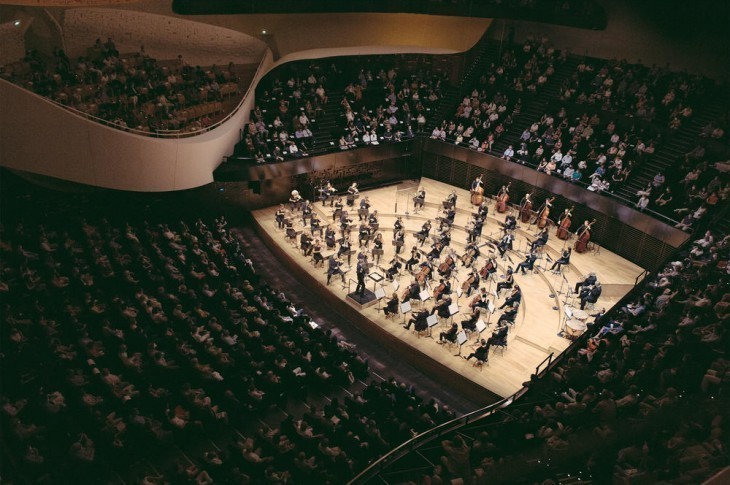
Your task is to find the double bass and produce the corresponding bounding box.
[574,220,596,253]
[520,195,533,223]
[496,183,511,213]
[471,176,484,205]
[536,197,555,229]
[556,207,573,240]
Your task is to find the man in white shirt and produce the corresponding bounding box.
[502,145,515,161]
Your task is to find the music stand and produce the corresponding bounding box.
[419,290,430,302]
[426,314,438,338]
[486,299,496,326]
[369,272,384,292]
[454,331,468,356]
[391,280,400,292]
[374,285,386,311]
[400,300,412,325]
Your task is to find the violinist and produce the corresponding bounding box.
[339,210,352,236]
[372,233,384,264]
[519,193,533,223]
[496,267,514,295]
[383,292,400,316]
[556,208,572,240]
[358,196,370,220]
[461,312,480,333]
[368,210,379,231]
[550,247,571,272]
[416,220,432,246]
[433,278,451,301]
[404,308,429,331]
[386,257,402,281]
[414,187,426,210]
[289,189,302,210]
[358,224,371,248]
[275,205,286,229]
[338,236,352,265]
[461,241,480,267]
[438,229,452,248]
[322,181,336,206]
[405,246,421,272]
[326,255,345,285]
[530,228,549,253]
[438,322,459,344]
[499,284,522,310]
[431,295,453,319]
[300,231,313,256]
[428,240,445,260]
[393,228,405,254]
[463,269,481,297]
[346,182,359,206]
[325,225,336,249]
[497,306,518,327]
[497,232,514,258]
[312,239,324,265]
[440,207,456,228]
[285,217,296,242]
[301,199,312,225]
[402,280,421,303]
[394,216,404,232]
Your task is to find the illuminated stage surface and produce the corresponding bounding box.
[252,178,644,399]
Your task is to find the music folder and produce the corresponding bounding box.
[448,303,460,316]
[374,286,386,299]
[400,301,412,314]
[426,314,439,328]
[419,290,430,301]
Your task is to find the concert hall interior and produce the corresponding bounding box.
[1,0,729,484]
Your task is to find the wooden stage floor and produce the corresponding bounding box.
[252,178,644,398]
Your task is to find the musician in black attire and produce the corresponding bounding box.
[332,198,344,221]
[438,322,459,344]
[530,228,549,253]
[516,251,538,274]
[574,272,597,294]
[338,237,352,265]
[464,339,489,362]
[312,239,324,265]
[443,207,456,227]
[465,270,481,297]
[394,216,404,232]
[300,232,313,256]
[301,199,312,225]
[327,255,345,285]
[461,241,480,267]
[550,247,571,272]
[325,226,336,249]
[384,292,400,316]
[372,233,384,264]
[496,267,514,294]
[580,282,602,310]
[405,246,421,272]
[497,306,519,326]
[438,230,451,248]
[478,200,489,220]
[359,197,370,220]
[310,213,322,237]
[416,220,432,246]
[368,211,379,231]
[499,285,522,309]
[487,325,508,346]
[386,258,402,281]
[502,214,517,232]
[431,296,453,319]
[444,191,457,209]
[498,232,514,258]
[461,312,480,333]
[355,258,367,296]
[414,187,426,210]
[404,309,429,330]
[428,241,445,260]
[275,205,286,229]
[358,224,371,248]
[393,229,405,254]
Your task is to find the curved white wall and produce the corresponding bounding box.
[0,50,273,192]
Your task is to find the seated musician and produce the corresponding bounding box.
[503,214,517,232]
[438,322,459,344]
[437,255,455,277]
[405,246,421,272]
[285,218,296,241]
[497,305,519,326]
[404,309,429,331]
[439,230,451,248]
[325,226,336,249]
[434,278,452,298]
[428,241,444,260]
[322,181,336,206]
[359,197,370,220]
[481,255,498,278]
[394,216,404,232]
[465,270,481,297]
[414,187,426,209]
[300,232,313,256]
[368,210,379,230]
[530,228,549,253]
[402,280,421,303]
[418,257,434,281]
[312,239,324,264]
[386,258,402,281]
[497,232,514,258]
[461,241,480,267]
[470,288,489,312]
[372,233,384,264]
[338,237,352,265]
[487,325,508,347]
[550,247,571,272]
[431,295,453,319]
[310,214,322,236]
[516,251,538,275]
[383,292,400,316]
[332,198,344,221]
[301,199,312,224]
[580,282,602,310]
[444,191,457,209]
[358,224,371,248]
[275,205,286,229]
[339,211,352,235]
[393,229,405,254]
[461,312,479,333]
[574,272,597,294]
[416,220,432,246]
[478,200,489,219]
[496,267,514,294]
[289,189,302,209]
[499,285,522,310]
[326,255,345,285]
[464,339,489,362]
[443,208,456,227]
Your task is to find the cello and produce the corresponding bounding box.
[556,207,573,240]
[496,183,511,213]
[479,257,497,278]
[460,244,478,267]
[461,272,477,293]
[416,262,432,284]
[438,254,455,278]
[574,220,596,253]
[520,194,533,223]
[433,280,447,302]
[536,197,555,229]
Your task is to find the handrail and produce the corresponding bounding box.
[0,51,269,140]
[534,352,554,377]
[635,269,649,286]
